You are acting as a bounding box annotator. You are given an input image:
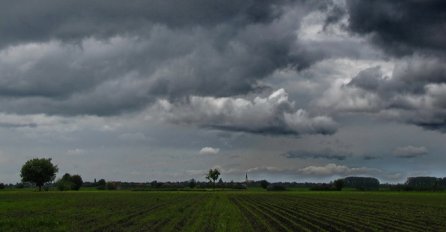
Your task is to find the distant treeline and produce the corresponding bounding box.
[383,177,446,191]
[309,176,446,191]
[2,176,446,192]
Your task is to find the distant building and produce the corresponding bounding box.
[245,173,254,186]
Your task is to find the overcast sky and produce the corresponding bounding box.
[1,0,446,184]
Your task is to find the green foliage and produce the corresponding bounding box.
[344,176,380,190]
[189,179,196,189]
[0,183,5,190]
[206,168,220,189]
[406,176,443,191]
[259,180,269,189]
[70,175,83,190]
[106,182,119,190]
[334,179,345,191]
[56,173,83,191]
[20,158,58,191]
[56,180,72,191]
[96,179,106,190]
[2,191,444,231]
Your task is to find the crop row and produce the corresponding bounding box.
[230,193,446,231]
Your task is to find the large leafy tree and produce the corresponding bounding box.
[20,158,58,191]
[70,175,83,190]
[206,168,220,190]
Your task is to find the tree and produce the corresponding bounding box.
[97,179,106,190]
[20,158,58,191]
[260,180,269,189]
[62,173,72,181]
[344,176,380,191]
[334,179,344,191]
[206,168,220,190]
[56,173,82,191]
[0,183,5,190]
[189,179,196,189]
[56,173,72,191]
[71,175,83,190]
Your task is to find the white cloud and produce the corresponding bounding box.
[199,147,220,155]
[298,163,379,176]
[242,163,380,177]
[156,88,337,136]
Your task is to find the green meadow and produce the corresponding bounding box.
[1,190,445,231]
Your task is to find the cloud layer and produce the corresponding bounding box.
[0,0,330,117]
[157,89,337,136]
[0,0,446,183]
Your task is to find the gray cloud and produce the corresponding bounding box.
[345,0,446,56]
[298,163,379,177]
[1,1,445,184]
[0,0,335,117]
[319,56,446,132]
[337,1,446,132]
[282,149,349,160]
[393,146,428,159]
[244,163,381,178]
[156,89,337,136]
[0,0,290,48]
[362,155,381,161]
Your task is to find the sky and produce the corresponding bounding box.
[0,0,446,184]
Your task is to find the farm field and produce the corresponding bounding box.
[0,191,445,231]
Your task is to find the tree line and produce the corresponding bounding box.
[1,158,446,192]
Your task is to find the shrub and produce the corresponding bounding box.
[106,182,118,190]
[260,180,269,189]
[57,180,72,191]
[97,179,106,190]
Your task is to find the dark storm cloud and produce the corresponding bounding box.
[345,0,446,56]
[343,57,446,131]
[0,0,333,117]
[282,149,348,160]
[0,0,286,47]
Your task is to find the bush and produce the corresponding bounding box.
[310,184,337,191]
[57,180,72,191]
[56,173,83,191]
[106,182,119,190]
[0,183,5,189]
[97,179,106,190]
[260,180,269,189]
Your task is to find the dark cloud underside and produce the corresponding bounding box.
[346,0,446,56]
